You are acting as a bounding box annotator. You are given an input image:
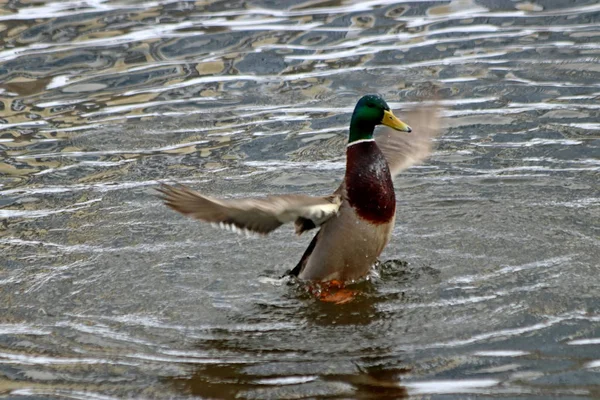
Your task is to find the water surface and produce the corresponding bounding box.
[1,0,599,398]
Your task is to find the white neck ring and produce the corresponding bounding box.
[346,138,374,148]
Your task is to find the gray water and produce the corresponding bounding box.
[1,0,599,398]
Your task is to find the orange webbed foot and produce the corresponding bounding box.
[319,288,356,304]
[309,280,358,304]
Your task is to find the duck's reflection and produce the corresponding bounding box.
[294,278,382,326]
[167,361,410,399]
[324,363,410,399]
[164,259,422,398]
[294,258,430,327]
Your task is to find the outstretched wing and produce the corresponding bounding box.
[157,184,341,235]
[376,106,442,177]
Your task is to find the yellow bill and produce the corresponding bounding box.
[382,109,412,132]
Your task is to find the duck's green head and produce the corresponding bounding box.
[349,94,411,143]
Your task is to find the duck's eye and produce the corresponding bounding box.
[366,103,375,108]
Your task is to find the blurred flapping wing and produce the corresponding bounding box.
[375,106,442,177]
[157,184,341,235]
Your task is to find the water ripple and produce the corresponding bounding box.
[1,0,598,398]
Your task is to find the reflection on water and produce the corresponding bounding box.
[1,0,599,398]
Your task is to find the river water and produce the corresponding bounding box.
[1,0,599,398]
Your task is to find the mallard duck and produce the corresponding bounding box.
[158,95,440,282]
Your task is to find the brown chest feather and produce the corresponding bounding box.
[345,141,396,224]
